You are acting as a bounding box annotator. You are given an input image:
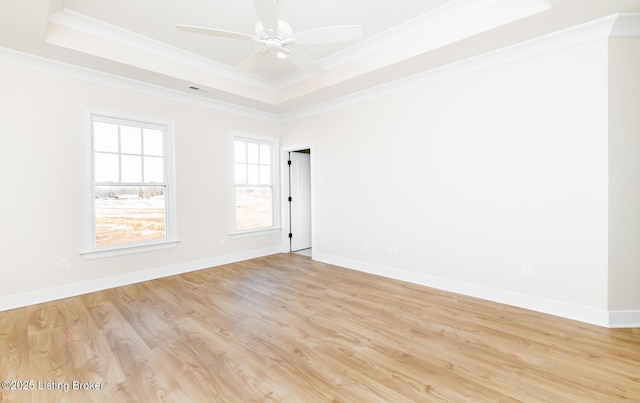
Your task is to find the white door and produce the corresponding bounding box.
[289,151,311,251]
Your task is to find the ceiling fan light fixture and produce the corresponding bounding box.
[276,50,287,59]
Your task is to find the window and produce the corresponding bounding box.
[82,108,177,257]
[232,134,278,233]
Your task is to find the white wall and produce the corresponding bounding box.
[2,35,636,327]
[0,61,280,306]
[608,37,640,315]
[282,40,611,316]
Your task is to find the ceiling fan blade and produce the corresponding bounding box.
[285,48,324,76]
[238,48,270,72]
[294,25,362,45]
[176,24,257,41]
[253,0,278,34]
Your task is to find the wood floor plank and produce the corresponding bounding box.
[0,311,31,403]
[0,253,638,402]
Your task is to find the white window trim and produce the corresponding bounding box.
[228,131,280,237]
[81,106,178,259]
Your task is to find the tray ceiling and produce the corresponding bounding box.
[1,0,639,117]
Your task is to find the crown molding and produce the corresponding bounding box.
[2,13,638,124]
[0,47,280,123]
[279,13,639,122]
[43,0,553,107]
[271,0,551,92]
[47,9,275,93]
[322,0,550,70]
[609,13,640,37]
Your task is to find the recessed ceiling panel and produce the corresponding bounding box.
[2,0,639,117]
[59,0,452,80]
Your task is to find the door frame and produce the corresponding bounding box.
[280,143,315,256]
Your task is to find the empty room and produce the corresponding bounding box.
[1,0,639,401]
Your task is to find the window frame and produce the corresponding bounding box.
[81,106,178,259]
[229,132,280,237]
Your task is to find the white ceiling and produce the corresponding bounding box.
[1,0,640,116]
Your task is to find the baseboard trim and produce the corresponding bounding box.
[4,249,636,328]
[608,311,640,328]
[0,246,280,312]
[313,252,619,328]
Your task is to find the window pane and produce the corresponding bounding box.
[247,164,259,184]
[235,187,272,230]
[121,125,142,154]
[144,156,164,183]
[235,163,247,185]
[247,143,259,164]
[94,153,119,182]
[260,165,271,185]
[234,141,246,163]
[94,122,118,152]
[94,185,166,247]
[144,129,164,156]
[260,144,270,165]
[121,155,142,182]
[88,110,173,253]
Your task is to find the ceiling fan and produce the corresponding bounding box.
[176,0,362,75]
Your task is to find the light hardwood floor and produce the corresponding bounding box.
[1,253,639,402]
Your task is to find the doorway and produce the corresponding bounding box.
[286,148,312,254]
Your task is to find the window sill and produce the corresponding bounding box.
[81,240,180,260]
[228,227,281,239]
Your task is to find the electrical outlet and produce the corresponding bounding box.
[390,245,397,255]
[59,259,70,271]
[522,265,533,278]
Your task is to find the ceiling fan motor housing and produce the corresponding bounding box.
[255,19,293,40]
